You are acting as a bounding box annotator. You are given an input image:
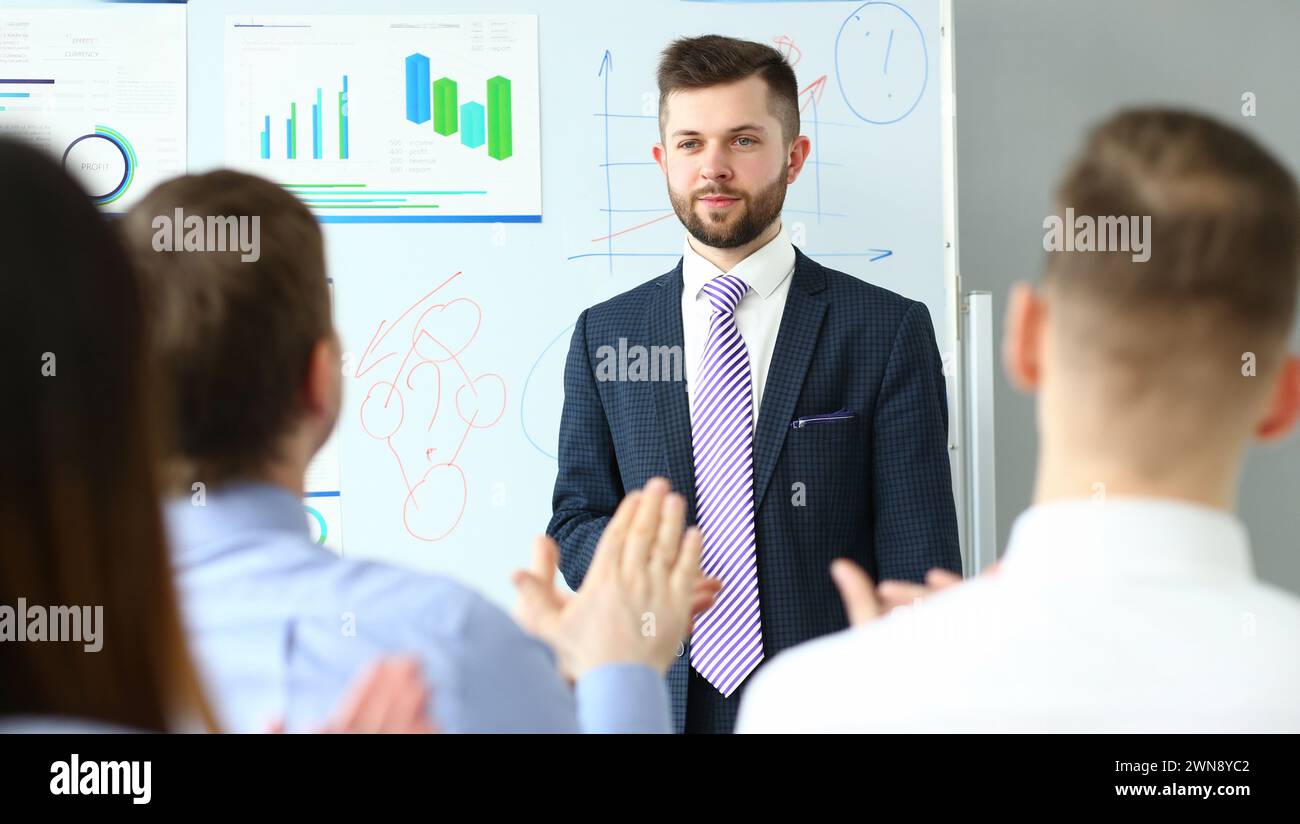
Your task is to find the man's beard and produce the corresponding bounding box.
[668,165,788,249]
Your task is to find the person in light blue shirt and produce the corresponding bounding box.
[165,482,671,733]
[124,170,715,734]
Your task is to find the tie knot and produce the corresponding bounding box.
[699,274,748,315]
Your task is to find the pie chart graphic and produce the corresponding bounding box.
[62,126,137,205]
[305,504,328,545]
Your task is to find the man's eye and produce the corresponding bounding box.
[736,137,755,147]
[680,141,699,150]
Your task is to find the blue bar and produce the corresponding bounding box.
[0,92,30,98]
[460,101,485,148]
[309,88,319,158]
[340,75,349,160]
[405,53,430,124]
[300,196,405,201]
[260,115,270,159]
[286,117,293,159]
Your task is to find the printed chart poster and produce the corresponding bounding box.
[305,279,344,556]
[0,5,187,213]
[304,429,344,557]
[223,14,541,223]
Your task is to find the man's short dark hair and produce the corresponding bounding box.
[1044,108,1299,428]
[121,171,332,488]
[1047,109,1299,363]
[657,35,800,145]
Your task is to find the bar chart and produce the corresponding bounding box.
[404,56,513,161]
[256,76,350,161]
[225,13,539,222]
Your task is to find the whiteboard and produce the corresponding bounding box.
[180,0,958,608]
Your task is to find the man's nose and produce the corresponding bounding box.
[699,146,732,183]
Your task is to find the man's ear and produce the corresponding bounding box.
[652,142,667,176]
[786,135,812,184]
[1254,354,1300,443]
[303,335,341,418]
[1002,282,1045,393]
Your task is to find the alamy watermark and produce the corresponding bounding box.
[1043,207,1151,263]
[50,755,150,804]
[594,338,683,382]
[0,598,102,652]
[150,207,261,263]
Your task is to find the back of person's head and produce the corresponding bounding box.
[120,171,335,491]
[1021,108,1300,469]
[0,137,213,731]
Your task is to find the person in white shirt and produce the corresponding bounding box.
[736,107,1300,733]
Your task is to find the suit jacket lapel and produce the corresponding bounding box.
[648,262,698,521]
[751,248,828,512]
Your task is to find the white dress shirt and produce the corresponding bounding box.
[681,227,796,433]
[736,497,1300,733]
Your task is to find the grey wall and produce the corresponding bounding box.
[953,0,1300,594]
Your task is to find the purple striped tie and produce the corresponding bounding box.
[688,273,763,696]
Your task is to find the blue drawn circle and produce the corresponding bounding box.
[834,2,929,125]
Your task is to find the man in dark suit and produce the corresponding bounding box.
[547,35,960,733]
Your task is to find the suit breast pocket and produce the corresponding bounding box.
[781,409,866,485]
[777,410,869,558]
[789,408,857,430]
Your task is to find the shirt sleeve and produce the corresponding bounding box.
[433,591,670,733]
[430,590,581,733]
[574,663,671,734]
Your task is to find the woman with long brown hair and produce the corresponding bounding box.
[0,137,431,734]
[0,136,215,731]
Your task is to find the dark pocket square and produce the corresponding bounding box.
[789,408,856,429]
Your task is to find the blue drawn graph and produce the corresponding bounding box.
[567,44,894,270]
[521,32,905,460]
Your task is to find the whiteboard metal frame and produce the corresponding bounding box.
[938,0,973,572]
[962,291,998,574]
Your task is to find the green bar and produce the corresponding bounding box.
[433,77,458,136]
[487,75,512,160]
[290,102,297,160]
[283,184,368,188]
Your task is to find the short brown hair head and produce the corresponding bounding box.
[1044,108,1300,401]
[121,171,332,489]
[657,35,800,145]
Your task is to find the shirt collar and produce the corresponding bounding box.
[999,496,1254,584]
[681,224,796,303]
[165,481,308,561]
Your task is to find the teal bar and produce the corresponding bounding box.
[460,101,485,148]
[313,88,322,159]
